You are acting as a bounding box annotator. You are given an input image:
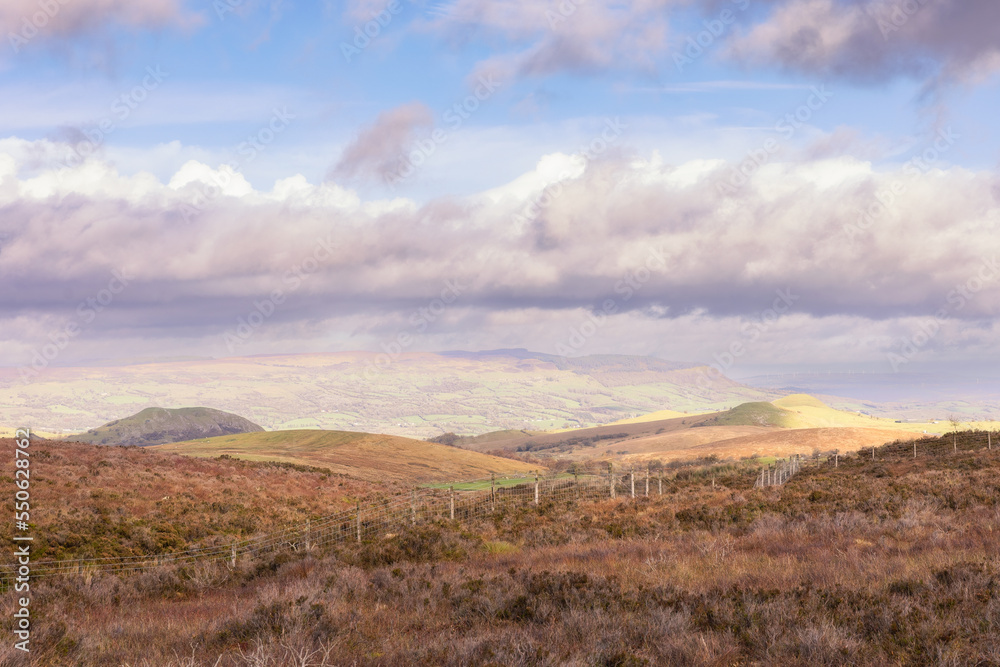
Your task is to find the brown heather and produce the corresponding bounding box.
[3,435,1000,665]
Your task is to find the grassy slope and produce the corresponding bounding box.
[695,401,796,428]
[600,408,711,426]
[473,395,968,463]
[621,426,922,464]
[152,429,539,482]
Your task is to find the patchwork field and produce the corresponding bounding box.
[0,351,775,437]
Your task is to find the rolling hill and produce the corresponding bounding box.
[152,429,540,483]
[454,394,979,463]
[69,406,264,447]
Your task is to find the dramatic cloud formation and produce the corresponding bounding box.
[1,133,998,369]
[2,0,999,378]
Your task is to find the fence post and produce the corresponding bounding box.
[230,543,237,569]
[954,435,957,453]
[491,473,496,511]
[658,473,662,496]
[356,503,361,543]
[574,470,579,500]
[990,431,993,450]
[871,447,875,461]
[630,469,635,499]
[609,462,615,499]
[913,441,917,459]
[835,452,838,468]
[644,468,649,496]
[534,473,540,506]
[411,489,417,526]
[712,474,716,489]
[450,486,455,520]
[305,519,311,551]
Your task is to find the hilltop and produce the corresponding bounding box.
[69,406,264,447]
[153,429,539,483]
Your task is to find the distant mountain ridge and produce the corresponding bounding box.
[70,407,264,447]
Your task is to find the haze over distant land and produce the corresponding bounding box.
[2,351,995,437]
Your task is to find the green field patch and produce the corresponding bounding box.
[103,395,150,405]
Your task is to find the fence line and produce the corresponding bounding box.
[753,454,802,488]
[6,430,995,583]
[0,467,667,583]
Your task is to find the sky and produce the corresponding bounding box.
[1,0,999,381]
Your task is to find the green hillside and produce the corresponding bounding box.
[69,406,264,447]
[692,401,795,428]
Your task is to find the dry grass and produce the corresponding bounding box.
[0,438,390,564]
[621,426,922,465]
[7,436,1000,664]
[152,430,539,483]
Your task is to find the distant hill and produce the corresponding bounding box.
[0,351,777,437]
[694,402,796,428]
[69,407,264,447]
[153,429,539,483]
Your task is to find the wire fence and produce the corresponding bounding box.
[753,454,802,488]
[6,431,995,584]
[1,467,676,584]
[758,429,1000,479]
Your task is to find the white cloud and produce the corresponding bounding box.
[0,133,998,370]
